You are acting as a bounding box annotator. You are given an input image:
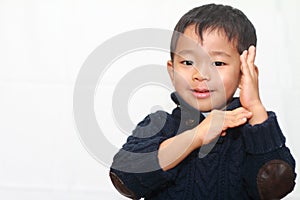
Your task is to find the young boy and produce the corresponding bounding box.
[110,4,296,199]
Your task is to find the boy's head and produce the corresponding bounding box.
[167,4,257,111]
[170,4,257,60]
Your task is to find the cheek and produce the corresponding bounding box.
[173,69,190,88]
[218,69,240,93]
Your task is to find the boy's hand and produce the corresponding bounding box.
[239,46,268,125]
[194,107,252,146]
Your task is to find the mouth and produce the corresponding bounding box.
[191,88,214,99]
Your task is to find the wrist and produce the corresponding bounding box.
[189,127,204,149]
[248,102,268,125]
[188,127,202,151]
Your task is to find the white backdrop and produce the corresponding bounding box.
[1,0,299,199]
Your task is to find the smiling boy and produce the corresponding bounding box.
[110,4,296,199]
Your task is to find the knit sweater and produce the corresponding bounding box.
[110,92,296,199]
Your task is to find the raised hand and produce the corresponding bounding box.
[239,46,268,125]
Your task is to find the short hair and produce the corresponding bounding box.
[170,3,257,60]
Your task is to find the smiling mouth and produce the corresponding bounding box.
[191,88,213,98]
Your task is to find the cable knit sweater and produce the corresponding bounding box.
[110,92,296,199]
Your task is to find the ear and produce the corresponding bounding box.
[167,60,175,85]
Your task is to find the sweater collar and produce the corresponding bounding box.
[171,92,203,132]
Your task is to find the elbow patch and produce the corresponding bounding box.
[257,159,295,199]
[110,172,137,199]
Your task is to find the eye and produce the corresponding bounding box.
[212,61,226,67]
[180,60,194,66]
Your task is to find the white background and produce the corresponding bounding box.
[1,0,300,199]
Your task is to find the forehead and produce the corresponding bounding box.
[175,25,238,57]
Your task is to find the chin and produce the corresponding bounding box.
[190,103,213,112]
[196,100,227,112]
[198,106,213,112]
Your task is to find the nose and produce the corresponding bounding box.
[192,66,210,81]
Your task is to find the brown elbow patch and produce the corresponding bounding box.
[110,172,137,199]
[257,159,295,200]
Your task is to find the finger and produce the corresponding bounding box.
[226,115,248,129]
[247,46,256,66]
[247,46,256,77]
[234,107,252,115]
[223,115,247,130]
[231,107,251,116]
[230,111,249,123]
[234,110,252,122]
[223,108,252,129]
[232,107,248,112]
[240,50,251,76]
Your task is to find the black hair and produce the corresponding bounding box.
[170,4,257,60]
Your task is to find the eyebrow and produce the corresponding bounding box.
[175,49,209,58]
[176,49,196,55]
[209,50,231,58]
[175,49,231,58]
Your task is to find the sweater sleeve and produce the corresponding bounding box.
[110,111,180,199]
[241,111,296,199]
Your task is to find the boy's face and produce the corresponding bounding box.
[167,25,241,112]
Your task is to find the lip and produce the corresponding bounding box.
[191,88,213,99]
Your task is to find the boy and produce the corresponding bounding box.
[110,4,296,199]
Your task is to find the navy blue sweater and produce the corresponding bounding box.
[111,93,296,199]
